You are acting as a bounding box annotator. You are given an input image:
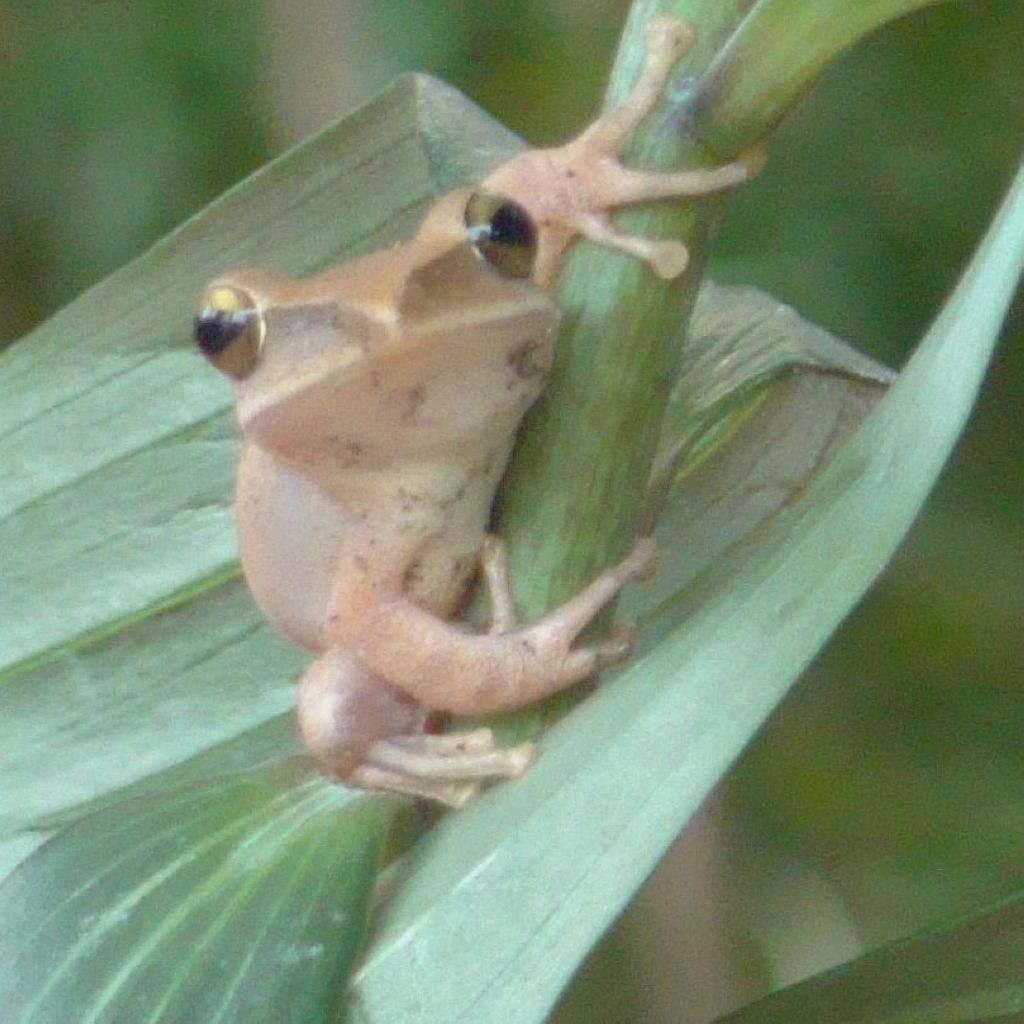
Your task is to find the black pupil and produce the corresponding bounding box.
[194,309,248,356]
[488,201,535,250]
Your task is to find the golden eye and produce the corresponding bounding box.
[464,192,537,279]
[193,285,263,380]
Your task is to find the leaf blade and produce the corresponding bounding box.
[0,763,392,1024]
[715,891,1024,1023]
[348,161,1024,1024]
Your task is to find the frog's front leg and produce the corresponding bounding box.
[478,14,764,285]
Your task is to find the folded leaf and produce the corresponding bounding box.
[346,161,1024,1024]
[0,761,392,1024]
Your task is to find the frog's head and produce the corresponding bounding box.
[192,262,393,453]
[192,193,554,461]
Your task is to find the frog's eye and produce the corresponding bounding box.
[193,285,264,380]
[464,192,537,280]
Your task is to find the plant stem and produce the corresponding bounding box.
[492,1,753,740]
[490,0,953,742]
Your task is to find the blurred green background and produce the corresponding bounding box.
[1,1,1021,1020]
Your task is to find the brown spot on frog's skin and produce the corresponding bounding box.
[404,558,425,591]
[448,482,469,507]
[326,435,368,467]
[332,308,371,352]
[507,337,551,380]
[396,487,428,515]
[451,553,475,584]
[403,384,426,422]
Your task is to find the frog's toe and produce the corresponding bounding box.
[362,735,537,788]
[390,727,496,755]
[348,765,480,808]
[594,622,637,666]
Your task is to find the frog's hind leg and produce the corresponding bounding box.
[362,727,535,784]
[390,728,496,754]
[346,542,542,807]
[347,766,480,809]
[481,535,518,634]
[296,649,537,807]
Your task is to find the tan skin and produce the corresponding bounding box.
[193,17,759,806]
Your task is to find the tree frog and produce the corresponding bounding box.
[193,17,757,806]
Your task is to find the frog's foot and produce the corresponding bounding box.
[478,534,649,694]
[351,727,537,808]
[573,15,694,156]
[348,766,480,809]
[482,534,655,638]
[483,537,653,696]
[479,14,763,286]
[471,537,656,710]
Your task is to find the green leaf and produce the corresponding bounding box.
[0,59,893,1022]
[0,761,391,1024]
[345,161,1024,1024]
[638,280,892,613]
[693,0,951,156]
[715,890,1024,1023]
[0,74,523,871]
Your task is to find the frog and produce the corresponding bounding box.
[192,15,759,806]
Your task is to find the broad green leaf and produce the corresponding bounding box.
[715,889,1024,1023]
[0,761,391,1024]
[2,27,1016,1024]
[346,163,1024,1024]
[0,74,524,871]
[0,67,887,885]
[640,280,891,596]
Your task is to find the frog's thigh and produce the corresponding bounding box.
[325,539,654,717]
[295,648,424,777]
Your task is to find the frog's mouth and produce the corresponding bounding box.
[233,322,372,439]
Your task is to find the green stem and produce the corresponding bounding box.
[489,0,952,742]
[491,1,753,740]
